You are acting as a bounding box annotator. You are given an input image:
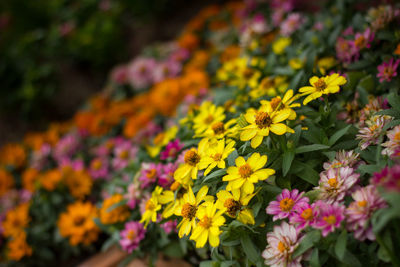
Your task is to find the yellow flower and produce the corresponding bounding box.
[140,189,162,228]
[299,73,347,105]
[317,57,336,75]
[249,76,289,99]
[237,67,262,89]
[216,188,258,225]
[174,138,208,186]
[260,89,300,120]
[272,37,291,55]
[198,138,236,175]
[190,202,225,248]
[289,58,304,70]
[193,102,226,136]
[158,183,186,218]
[240,102,293,148]
[198,119,238,139]
[223,153,275,194]
[146,126,178,157]
[176,185,213,237]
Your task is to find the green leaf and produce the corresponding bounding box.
[293,230,321,258]
[357,164,381,175]
[282,151,295,176]
[163,241,184,258]
[295,144,330,154]
[203,169,226,183]
[310,248,320,267]
[291,161,320,185]
[335,229,347,261]
[328,125,351,146]
[387,92,400,112]
[240,234,260,264]
[356,74,374,93]
[228,150,239,166]
[199,261,215,267]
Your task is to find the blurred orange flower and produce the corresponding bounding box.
[0,143,26,168]
[7,231,32,261]
[2,203,30,238]
[22,168,39,192]
[39,169,62,191]
[0,168,14,196]
[100,194,130,224]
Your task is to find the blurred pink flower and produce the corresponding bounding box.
[119,221,146,253]
[377,58,400,82]
[128,57,156,89]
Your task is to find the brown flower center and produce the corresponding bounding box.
[238,164,253,178]
[73,215,86,226]
[279,198,295,212]
[181,203,197,220]
[204,115,214,124]
[354,35,366,48]
[198,215,212,229]
[126,229,137,240]
[212,122,225,135]
[153,133,165,146]
[300,208,314,220]
[243,68,254,79]
[92,159,103,170]
[120,150,129,159]
[212,153,222,162]
[184,150,201,166]
[270,97,282,110]
[170,181,180,191]
[313,79,327,91]
[255,111,272,129]
[224,198,242,217]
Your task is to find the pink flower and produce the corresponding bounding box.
[160,220,177,234]
[110,65,129,85]
[31,143,51,170]
[377,58,400,82]
[138,163,161,189]
[266,189,309,221]
[313,201,345,237]
[357,115,391,150]
[270,0,295,12]
[59,158,84,171]
[125,182,141,209]
[314,167,359,204]
[323,150,362,170]
[280,13,305,36]
[112,140,138,171]
[89,157,109,180]
[158,163,178,188]
[290,202,318,231]
[153,60,182,83]
[335,37,358,63]
[160,139,183,160]
[53,134,80,163]
[346,185,387,241]
[169,48,190,62]
[382,125,400,156]
[352,28,374,50]
[119,221,146,253]
[372,165,400,192]
[262,221,303,267]
[59,21,75,37]
[127,57,156,89]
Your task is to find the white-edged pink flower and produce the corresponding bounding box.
[112,140,138,171]
[323,150,362,170]
[382,125,400,156]
[266,189,309,221]
[262,221,303,267]
[280,13,305,36]
[357,115,392,150]
[127,57,156,89]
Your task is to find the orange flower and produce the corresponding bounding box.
[0,168,14,196]
[100,194,130,224]
[184,50,210,72]
[23,132,46,151]
[89,94,109,111]
[220,45,241,63]
[178,32,199,51]
[57,201,100,246]
[74,111,95,133]
[39,169,62,191]
[0,143,26,168]
[149,78,182,116]
[180,70,209,96]
[63,168,93,199]
[7,231,32,261]
[2,203,30,238]
[395,43,400,55]
[22,168,39,192]
[123,109,155,138]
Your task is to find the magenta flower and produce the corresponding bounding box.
[138,163,161,189]
[266,189,309,221]
[153,60,182,83]
[372,165,400,192]
[290,202,318,231]
[335,37,358,63]
[53,134,80,163]
[314,167,359,204]
[160,220,177,235]
[262,221,303,267]
[127,57,156,89]
[346,185,387,241]
[110,65,129,85]
[58,158,84,171]
[31,143,51,170]
[89,157,109,180]
[377,58,400,82]
[160,139,184,160]
[169,47,190,62]
[125,182,141,209]
[158,163,178,189]
[313,201,345,237]
[353,28,374,50]
[112,140,138,171]
[280,13,304,36]
[119,221,146,253]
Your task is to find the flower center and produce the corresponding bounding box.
[313,79,327,91]
[383,67,394,77]
[270,97,282,111]
[300,208,314,220]
[277,241,287,253]
[224,198,242,217]
[395,132,400,141]
[279,198,295,212]
[238,164,253,178]
[354,35,366,49]
[212,153,222,162]
[198,215,212,229]
[92,159,103,170]
[168,148,177,157]
[181,203,197,220]
[73,215,86,226]
[145,199,155,211]
[243,68,254,79]
[126,229,137,240]
[184,150,201,166]
[328,178,338,188]
[260,77,273,89]
[120,150,129,159]
[255,111,272,129]
[323,215,336,225]
[357,200,367,207]
[204,115,214,124]
[212,122,225,135]
[146,169,157,180]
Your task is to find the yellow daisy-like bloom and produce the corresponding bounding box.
[190,202,225,248]
[317,57,336,75]
[272,37,291,55]
[193,101,226,136]
[240,102,292,148]
[146,126,178,158]
[260,89,300,120]
[223,153,275,194]
[237,67,262,89]
[249,76,289,99]
[299,73,347,105]
[176,186,213,238]
[216,188,258,225]
[198,119,238,139]
[140,188,163,228]
[158,183,186,218]
[174,138,208,186]
[289,58,304,70]
[198,138,236,176]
